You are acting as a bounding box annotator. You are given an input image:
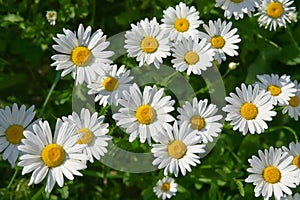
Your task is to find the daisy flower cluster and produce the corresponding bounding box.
[1,0,299,199]
[215,0,297,31]
[223,73,299,135]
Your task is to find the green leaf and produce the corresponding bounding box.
[209,182,218,200]
[277,44,300,66]
[236,180,245,197]
[2,13,24,23]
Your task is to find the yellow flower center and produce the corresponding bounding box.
[161,182,171,192]
[292,155,300,168]
[71,46,92,66]
[263,166,281,184]
[211,36,225,49]
[240,103,258,120]
[190,115,205,130]
[184,51,199,65]
[140,36,158,53]
[266,2,284,19]
[168,140,187,159]
[5,125,24,145]
[231,0,243,2]
[267,84,282,96]
[174,18,190,32]
[76,128,94,145]
[289,96,300,107]
[41,144,66,168]
[102,76,119,92]
[135,105,156,125]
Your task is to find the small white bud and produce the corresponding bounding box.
[228,62,239,70]
[46,11,57,26]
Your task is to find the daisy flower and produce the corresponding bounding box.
[256,0,297,31]
[124,17,171,69]
[177,98,223,144]
[18,120,88,193]
[255,74,297,105]
[51,24,114,84]
[161,2,203,42]
[113,83,175,145]
[199,18,241,64]
[0,103,38,167]
[152,121,205,177]
[87,64,133,106]
[282,80,300,120]
[153,176,178,200]
[62,108,112,163]
[222,83,277,135]
[282,142,300,177]
[281,193,300,200]
[171,37,215,75]
[215,0,259,20]
[245,146,299,200]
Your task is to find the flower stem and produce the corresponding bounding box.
[287,26,300,50]
[38,71,61,118]
[283,126,298,143]
[7,167,18,189]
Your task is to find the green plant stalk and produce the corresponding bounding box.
[7,167,18,189]
[287,26,300,50]
[38,71,61,118]
[283,126,298,143]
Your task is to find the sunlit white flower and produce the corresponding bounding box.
[256,0,297,31]
[245,147,299,200]
[161,2,203,42]
[113,83,175,145]
[256,74,297,105]
[51,24,114,84]
[215,0,258,20]
[153,176,178,200]
[171,37,215,75]
[177,98,223,143]
[87,64,133,106]
[124,17,171,69]
[282,141,300,178]
[0,103,38,167]
[152,121,205,177]
[282,80,300,120]
[18,120,88,192]
[46,10,57,26]
[199,19,241,64]
[222,84,276,135]
[62,108,111,163]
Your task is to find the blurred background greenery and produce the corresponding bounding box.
[0,0,299,199]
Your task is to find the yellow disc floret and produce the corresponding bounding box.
[231,0,243,2]
[240,103,258,120]
[76,128,94,145]
[292,155,300,169]
[135,105,156,125]
[174,18,190,32]
[5,125,24,145]
[161,182,171,191]
[263,166,281,184]
[267,84,282,96]
[41,144,66,168]
[141,36,159,53]
[211,36,225,49]
[184,51,199,65]
[102,76,119,92]
[289,96,299,107]
[168,140,187,159]
[190,115,205,130]
[71,46,92,66]
[266,2,284,19]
